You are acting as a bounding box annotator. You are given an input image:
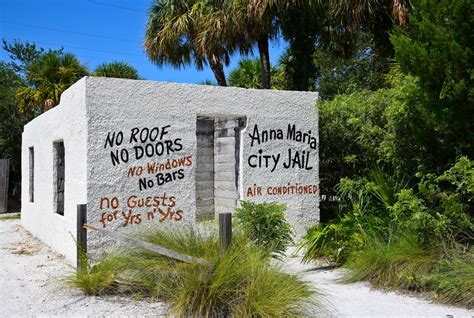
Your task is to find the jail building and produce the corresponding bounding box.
[22,77,319,264]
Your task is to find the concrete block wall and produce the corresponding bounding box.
[195,118,215,220]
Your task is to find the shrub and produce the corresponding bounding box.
[235,201,294,258]
[299,215,364,264]
[301,156,474,261]
[317,71,442,223]
[392,0,474,161]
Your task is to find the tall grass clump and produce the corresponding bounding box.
[427,254,474,306]
[345,235,438,289]
[64,248,116,295]
[345,237,474,308]
[67,228,317,316]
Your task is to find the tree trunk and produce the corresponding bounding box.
[371,4,395,73]
[208,56,227,86]
[289,37,316,91]
[257,36,271,89]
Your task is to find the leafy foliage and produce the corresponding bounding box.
[303,2,474,298]
[318,71,433,205]
[345,235,438,290]
[1,41,88,202]
[3,40,88,115]
[2,40,48,76]
[299,215,364,264]
[0,62,26,198]
[425,254,474,306]
[314,33,387,99]
[144,0,231,86]
[345,236,474,307]
[391,0,474,162]
[235,201,294,258]
[228,58,264,89]
[93,61,141,79]
[17,51,88,114]
[228,58,285,89]
[304,156,473,258]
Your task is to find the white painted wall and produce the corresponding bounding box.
[85,77,319,257]
[21,78,88,265]
[22,77,319,263]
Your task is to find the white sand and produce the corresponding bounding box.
[0,219,168,317]
[0,219,472,317]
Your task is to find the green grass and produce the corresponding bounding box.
[422,251,474,306]
[64,249,117,295]
[66,228,318,316]
[344,235,474,308]
[0,213,20,220]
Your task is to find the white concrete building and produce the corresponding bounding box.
[22,77,319,264]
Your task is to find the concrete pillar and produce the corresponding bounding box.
[214,118,239,215]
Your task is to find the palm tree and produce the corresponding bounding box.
[228,57,286,89]
[17,51,88,114]
[93,61,141,79]
[144,0,231,86]
[229,0,278,89]
[321,0,410,60]
[228,58,262,89]
[275,0,410,91]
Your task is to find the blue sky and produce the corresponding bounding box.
[0,0,286,84]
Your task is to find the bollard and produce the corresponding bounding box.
[76,204,87,270]
[219,212,232,253]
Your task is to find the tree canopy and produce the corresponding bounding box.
[93,61,141,80]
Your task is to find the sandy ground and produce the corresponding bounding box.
[0,219,168,317]
[1,219,473,317]
[281,250,473,318]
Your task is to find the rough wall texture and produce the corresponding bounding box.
[21,78,88,264]
[85,77,319,258]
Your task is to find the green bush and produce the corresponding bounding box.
[302,156,474,260]
[318,71,437,212]
[425,253,474,307]
[299,215,364,264]
[67,228,317,316]
[235,201,294,258]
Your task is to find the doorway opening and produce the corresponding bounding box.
[195,115,246,221]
